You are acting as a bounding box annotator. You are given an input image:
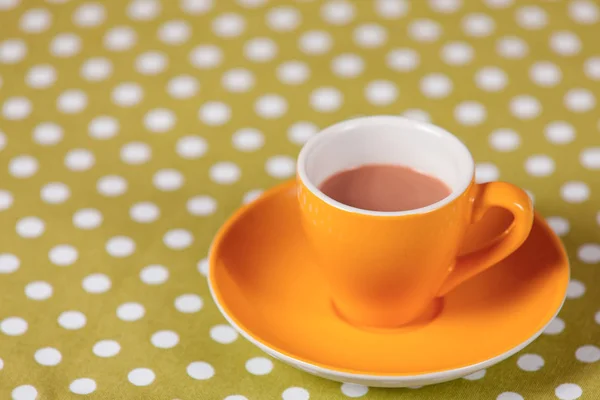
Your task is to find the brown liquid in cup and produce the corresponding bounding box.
[319,164,452,212]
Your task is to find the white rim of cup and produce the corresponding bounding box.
[296,115,476,217]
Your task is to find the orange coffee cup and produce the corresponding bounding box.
[296,116,534,329]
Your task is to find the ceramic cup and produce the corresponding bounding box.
[296,116,534,329]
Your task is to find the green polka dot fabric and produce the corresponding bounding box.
[0,0,599,399]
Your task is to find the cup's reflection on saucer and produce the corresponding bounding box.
[296,116,534,329]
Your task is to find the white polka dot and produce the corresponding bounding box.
[16,217,45,238]
[244,37,277,61]
[120,142,151,165]
[310,87,343,112]
[136,51,168,75]
[181,0,213,14]
[376,0,409,18]
[496,36,528,59]
[41,182,70,204]
[277,61,310,85]
[0,190,12,212]
[0,131,4,150]
[175,293,203,313]
[596,311,600,324]
[420,73,452,98]
[49,245,78,266]
[65,149,94,171]
[440,41,473,66]
[405,110,432,123]
[82,273,111,294]
[408,19,442,42]
[529,61,562,87]
[245,357,273,375]
[569,0,599,24]
[525,155,555,177]
[545,121,575,145]
[222,68,254,92]
[225,396,248,400]
[550,31,581,56]
[364,80,398,105]
[484,0,513,8]
[3,97,32,120]
[555,383,583,400]
[516,6,547,30]
[0,253,19,274]
[497,393,524,400]
[463,369,486,380]
[117,303,145,321]
[153,169,184,191]
[175,135,206,159]
[266,155,295,179]
[73,208,102,230]
[567,279,586,298]
[578,244,600,264]
[429,0,460,13]
[144,108,175,132]
[89,116,118,140]
[9,155,38,178]
[11,385,37,400]
[164,229,194,250]
[140,265,169,285]
[25,281,53,300]
[81,57,112,82]
[128,0,160,20]
[564,88,596,113]
[69,378,96,395]
[455,101,486,126]
[475,163,499,183]
[197,257,209,276]
[585,57,600,81]
[57,89,87,113]
[510,95,541,119]
[128,368,155,386]
[26,64,56,89]
[187,361,215,380]
[546,217,570,237]
[199,101,231,126]
[575,345,600,363]
[341,383,368,397]
[0,39,27,64]
[267,6,301,31]
[237,0,267,6]
[151,330,179,349]
[255,94,288,119]
[543,316,565,335]
[190,45,222,69]
[50,33,81,57]
[1,317,27,336]
[188,195,217,216]
[34,347,62,366]
[232,128,264,152]
[243,189,263,204]
[106,236,135,258]
[282,387,310,400]
[93,340,120,357]
[288,122,318,145]
[212,12,245,38]
[158,20,190,44]
[104,26,137,51]
[321,0,354,25]
[209,162,241,184]
[73,3,105,27]
[33,122,63,145]
[387,48,420,71]
[489,129,520,152]
[517,353,544,371]
[581,147,600,170]
[210,324,238,344]
[298,30,332,55]
[462,13,495,37]
[353,24,387,48]
[167,75,199,99]
[475,66,507,92]
[561,181,590,203]
[331,53,364,78]
[97,175,128,197]
[130,202,160,223]
[58,310,86,330]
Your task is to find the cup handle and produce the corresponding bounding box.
[437,182,534,297]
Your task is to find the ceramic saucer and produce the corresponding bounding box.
[208,181,569,388]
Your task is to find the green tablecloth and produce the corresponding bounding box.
[1,0,599,399]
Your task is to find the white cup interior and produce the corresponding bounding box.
[297,116,475,216]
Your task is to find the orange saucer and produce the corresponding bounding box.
[208,181,569,387]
